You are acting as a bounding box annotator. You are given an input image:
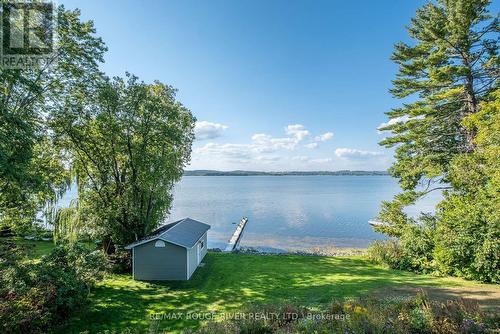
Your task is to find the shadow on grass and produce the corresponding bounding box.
[62,253,499,333]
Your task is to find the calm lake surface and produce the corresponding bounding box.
[168,176,441,251]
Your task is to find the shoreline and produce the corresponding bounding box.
[210,246,367,257]
[184,170,390,177]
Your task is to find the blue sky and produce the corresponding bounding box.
[60,0,431,171]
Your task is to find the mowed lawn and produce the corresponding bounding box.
[61,252,499,333]
[11,237,57,259]
[9,239,498,333]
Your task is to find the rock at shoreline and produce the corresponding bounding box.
[232,246,367,257]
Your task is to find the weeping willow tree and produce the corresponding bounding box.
[53,199,83,242]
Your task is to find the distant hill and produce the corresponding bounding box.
[183,170,390,176]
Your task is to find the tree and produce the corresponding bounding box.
[375,0,498,282]
[377,0,498,235]
[0,5,106,231]
[51,74,196,247]
[433,89,499,282]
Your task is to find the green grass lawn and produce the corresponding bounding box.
[5,237,94,261]
[6,239,497,333]
[10,237,56,259]
[62,252,498,334]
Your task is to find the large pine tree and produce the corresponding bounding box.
[376,0,498,281]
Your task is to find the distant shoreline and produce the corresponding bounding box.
[184,170,390,176]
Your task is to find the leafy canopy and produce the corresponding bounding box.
[51,74,196,245]
[0,5,106,231]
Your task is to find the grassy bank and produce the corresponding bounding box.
[63,252,499,333]
[5,239,497,333]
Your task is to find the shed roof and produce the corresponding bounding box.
[125,218,210,249]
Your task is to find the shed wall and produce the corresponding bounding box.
[186,232,208,279]
[133,240,187,280]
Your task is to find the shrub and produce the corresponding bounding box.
[0,241,108,333]
[368,219,435,274]
[434,192,500,283]
[108,248,132,273]
[399,222,435,273]
[367,239,406,269]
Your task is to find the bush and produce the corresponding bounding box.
[434,192,500,283]
[188,292,498,334]
[367,239,407,269]
[108,248,132,273]
[368,219,435,274]
[0,241,108,333]
[399,222,435,273]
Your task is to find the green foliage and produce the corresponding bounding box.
[399,222,435,273]
[368,221,435,274]
[382,0,498,190]
[434,192,499,283]
[0,240,107,333]
[108,248,133,273]
[9,237,56,259]
[367,239,405,268]
[189,292,497,334]
[51,74,196,246]
[0,4,106,232]
[433,91,500,283]
[53,199,85,242]
[375,191,421,237]
[376,0,499,282]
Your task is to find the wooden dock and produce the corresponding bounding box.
[225,217,249,252]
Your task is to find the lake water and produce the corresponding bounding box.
[168,176,441,251]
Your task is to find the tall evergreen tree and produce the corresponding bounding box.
[378,0,498,236]
[376,0,498,281]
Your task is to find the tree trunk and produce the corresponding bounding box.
[463,71,478,152]
[102,235,115,255]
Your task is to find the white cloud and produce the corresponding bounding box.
[335,148,383,160]
[256,155,281,162]
[192,124,391,170]
[290,156,332,164]
[194,124,312,164]
[377,116,408,132]
[377,115,424,133]
[314,132,334,142]
[292,155,309,162]
[251,133,297,151]
[194,121,228,140]
[250,124,312,152]
[285,124,310,141]
[304,143,318,149]
[195,143,252,161]
[309,158,332,164]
